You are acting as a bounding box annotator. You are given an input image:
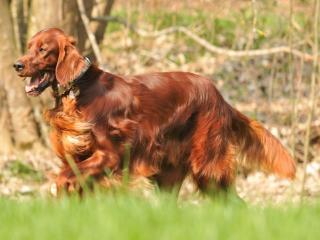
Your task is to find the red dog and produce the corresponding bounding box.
[13,28,295,195]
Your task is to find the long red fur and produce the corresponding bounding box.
[231,109,296,179]
[19,29,296,194]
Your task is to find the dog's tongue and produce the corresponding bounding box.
[25,84,36,93]
[25,76,39,93]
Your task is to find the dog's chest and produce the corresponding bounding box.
[46,100,94,159]
[59,122,93,157]
[52,121,94,160]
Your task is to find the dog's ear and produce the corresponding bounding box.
[55,37,86,86]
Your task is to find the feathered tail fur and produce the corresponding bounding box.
[231,108,296,179]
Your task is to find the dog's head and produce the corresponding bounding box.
[13,28,87,96]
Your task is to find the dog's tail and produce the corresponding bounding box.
[231,108,296,179]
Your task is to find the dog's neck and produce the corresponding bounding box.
[54,57,92,97]
[52,57,92,106]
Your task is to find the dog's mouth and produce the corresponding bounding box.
[24,71,54,96]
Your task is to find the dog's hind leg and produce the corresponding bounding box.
[190,142,245,205]
[188,112,240,201]
[190,145,236,197]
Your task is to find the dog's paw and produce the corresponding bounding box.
[50,182,58,197]
[55,174,80,195]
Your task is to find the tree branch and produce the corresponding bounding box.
[91,16,318,63]
[76,0,106,68]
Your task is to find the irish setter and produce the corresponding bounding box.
[13,28,296,196]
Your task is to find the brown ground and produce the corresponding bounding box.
[1,147,319,205]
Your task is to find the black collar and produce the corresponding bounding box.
[54,57,91,99]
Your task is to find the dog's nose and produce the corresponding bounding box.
[13,61,25,72]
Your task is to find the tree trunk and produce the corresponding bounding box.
[0,86,13,155]
[27,0,115,59]
[0,0,39,149]
[11,0,30,53]
[76,0,95,52]
[91,0,115,45]
[86,0,115,60]
[28,0,92,48]
[28,0,63,37]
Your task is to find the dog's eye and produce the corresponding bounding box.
[39,47,46,52]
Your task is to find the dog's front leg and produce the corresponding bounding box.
[55,149,120,194]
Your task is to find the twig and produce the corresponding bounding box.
[91,15,318,62]
[289,0,296,158]
[138,26,317,62]
[76,0,104,65]
[300,0,319,204]
[292,53,305,159]
[122,144,131,186]
[245,0,257,52]
[247,0,258,116]
[65,155,90,194]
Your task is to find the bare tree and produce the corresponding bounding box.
[0,86,13,154]
[27,0,114,55]
[86,0,115,60]
[11,0,30,53]
[0,0,115,152]
[0,0,39,149]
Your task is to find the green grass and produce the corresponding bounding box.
[6,160,44,182]
[0,193,319,240]
[106,7,310,48]
[104,6,312,69]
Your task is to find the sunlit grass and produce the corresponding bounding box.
[106,8,310,48]
[0,193,319,240]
